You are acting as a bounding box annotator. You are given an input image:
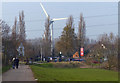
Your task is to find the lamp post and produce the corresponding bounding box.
[101,44,108,61]
[60,52,62,55]
[101,44,106,49]
[41,47,42,61]
[59,51,62,62]
[41,36,44,62]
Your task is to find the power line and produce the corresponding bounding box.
[87,35,98,37]
[3,13,118,23]
[5,19,46,23]
[26,29,44,31]
[75,14,118,19]
[86,23,118,28]
[54,23,118,30]
[25,22,118,32]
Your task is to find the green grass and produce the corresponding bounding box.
[30,63,118,81]
[1,65,11,74]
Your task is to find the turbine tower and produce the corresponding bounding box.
[40,3,68,57]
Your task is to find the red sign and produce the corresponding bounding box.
[80,48,84,56]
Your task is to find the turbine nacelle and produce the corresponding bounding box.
[49,20,54,25]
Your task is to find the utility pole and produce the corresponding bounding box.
[41,47,42,61]
[41,35,44,61]
[51,23,54,57]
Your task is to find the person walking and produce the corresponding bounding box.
[15,57,19,69]
[12,58,15,69]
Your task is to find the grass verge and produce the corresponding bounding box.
[30,63,118,81]
[1,65,11,74]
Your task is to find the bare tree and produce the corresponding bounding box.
[18,11,26,43]
[43,16,51,58]
[98,33,118,70]
[1,20,10,39]
[1,20,11,66]
[11,17,19,57]
[78,13,86,57]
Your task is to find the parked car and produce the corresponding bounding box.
[72,58,86,62]
[93,60,99,64]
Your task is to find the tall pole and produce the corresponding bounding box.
[15,24,17,58]
[41,36,44,61]
[41,47,42,61]
[51,23,53,57]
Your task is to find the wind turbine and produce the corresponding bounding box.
[40,2,68,57]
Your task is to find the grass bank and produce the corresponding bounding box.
[2,65,11,74]
[30,63,118,81]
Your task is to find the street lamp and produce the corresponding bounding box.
[101,44,108,61]
[41,47,42,61]
[59,51,62,62]
[60,51,62,55]
[101,44,106,49]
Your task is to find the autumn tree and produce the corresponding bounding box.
[56,16,77,58]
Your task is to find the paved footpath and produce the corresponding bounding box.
[2,64,37,82]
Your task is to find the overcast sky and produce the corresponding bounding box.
[2,2,118,40]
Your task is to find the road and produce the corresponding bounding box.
[2,64,37,83]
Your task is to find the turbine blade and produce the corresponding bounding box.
[52,18,68,21]
[40,3,48,18]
